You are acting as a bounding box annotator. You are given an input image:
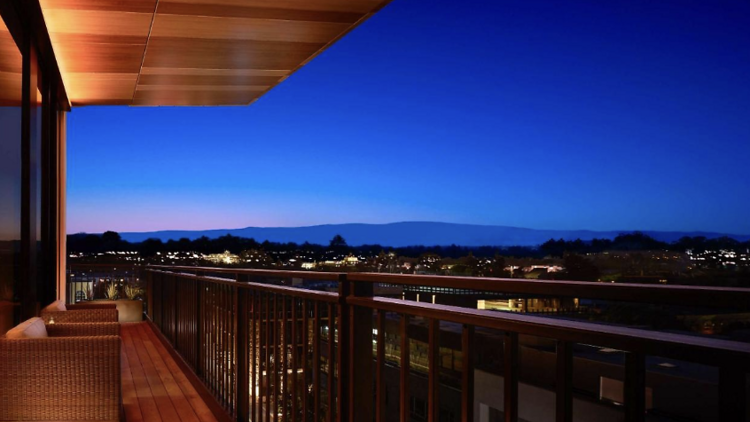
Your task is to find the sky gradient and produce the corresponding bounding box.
[67,0,750,235]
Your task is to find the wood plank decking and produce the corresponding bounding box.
[121,323,219,422]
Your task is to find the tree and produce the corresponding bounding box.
[329,234,348,250]
[561,253,600,282]
[418,253,443,274]
[488,254,508,278]
[101,231,121,244]
[540,238,566,257]
[140,238,164,257]
[612,232,667,251]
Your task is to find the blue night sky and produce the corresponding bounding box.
[67,0,750,235]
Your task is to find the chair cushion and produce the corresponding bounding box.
[42,300,67,312]
[5,317,48,339]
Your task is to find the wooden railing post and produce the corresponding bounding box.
[172,273,178,342]
[196,278,203,376]
[719,366,746,421]
[555,341,573,422]
[236,286,249,422]
[376,310,387,422]
[427,318,440,422]
[346,275,373,422]
[158,271,164,330]
[461,325,474,422]
[146,269,153,318]
[504,332,519,422]
[625,352,645,422]
[336,274,350,422]
[399,314,410,422]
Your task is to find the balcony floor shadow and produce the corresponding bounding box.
[121,322,218,422]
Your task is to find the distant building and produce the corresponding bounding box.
[478,297,579,313]
[205,250,239,265]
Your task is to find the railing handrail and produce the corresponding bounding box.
[348,272,750,309]
[347,296,750,369]
[148,269,340,303]
[147,264,750,309]
[148,264,345,282]
[67,263,141,269]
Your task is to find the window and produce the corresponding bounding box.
[0,5,65,324]
[0,14,22,332]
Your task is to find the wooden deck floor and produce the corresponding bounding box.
[121,322,219,422]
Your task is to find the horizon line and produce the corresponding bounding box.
[67,220,750,237]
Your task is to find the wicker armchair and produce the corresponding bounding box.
[40,300,118,324]
[46,321,120,337]
[0,321,122,421]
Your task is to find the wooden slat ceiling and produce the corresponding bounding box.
[39,0,391,107]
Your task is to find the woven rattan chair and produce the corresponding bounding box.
[40,300,118,324]
[0,320,122,421]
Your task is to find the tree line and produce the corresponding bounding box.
[540,232,749,257]
[68,230,749,259]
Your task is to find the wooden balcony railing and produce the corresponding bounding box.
[145,265,750,422]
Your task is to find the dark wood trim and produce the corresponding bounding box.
[43,75,59,306]
[19,26,38,321]
[146,318,234,422]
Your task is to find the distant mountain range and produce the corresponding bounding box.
[113,222,750,247]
